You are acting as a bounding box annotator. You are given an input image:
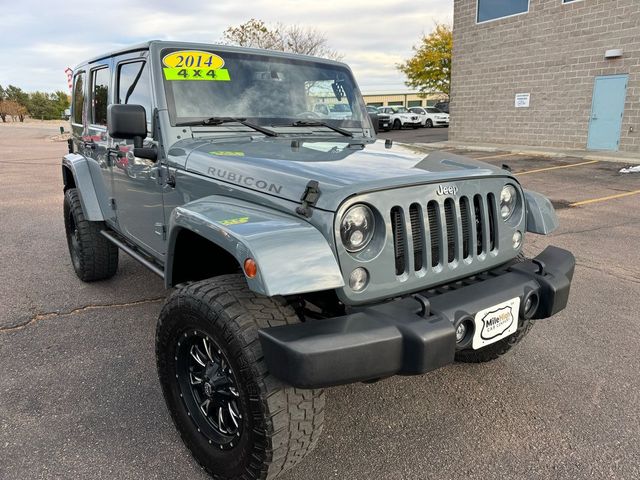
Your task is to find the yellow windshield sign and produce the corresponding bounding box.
[162,50,230,81]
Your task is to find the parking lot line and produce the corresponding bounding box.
[515,160,599,176]
[569,189,640,207]
[472,152,515,160]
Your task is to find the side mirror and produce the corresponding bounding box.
[107,104,147,148]
[368,112,380,134]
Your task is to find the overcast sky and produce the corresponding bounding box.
[0,0,452,94]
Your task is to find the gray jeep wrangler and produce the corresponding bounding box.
[62,41,574,479]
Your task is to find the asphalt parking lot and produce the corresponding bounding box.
[378,124,449,144]
[1,122,639,479]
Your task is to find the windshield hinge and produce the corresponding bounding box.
[296,180,321,218]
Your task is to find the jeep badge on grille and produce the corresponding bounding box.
[436,184,459,196]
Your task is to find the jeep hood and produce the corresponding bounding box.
[174,137,508,211]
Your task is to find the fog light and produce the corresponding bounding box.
[522,292,539,319]
[524,297,533,314]
[512,230,522,249]
[456,323,467,343]
[349,267,369,292]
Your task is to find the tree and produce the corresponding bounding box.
[0,100,27,122]
[27,91,58,120]
[221,18,342,60]
[5,85,29,108]
[0,85,5,122]
[397,24,452,96]
[4,85,29,121]
[51,90,71,117]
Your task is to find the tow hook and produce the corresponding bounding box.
[532,258,546,274]
[413,294,431,317]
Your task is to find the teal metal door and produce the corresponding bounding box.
[587,74,628,151]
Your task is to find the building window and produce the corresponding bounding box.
[407,100,422,107]
[388,101,404,106]
[72,72,85,125]
[477,0,529,23]
[367,102,383,107]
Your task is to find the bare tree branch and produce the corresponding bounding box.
[221,19,343,61]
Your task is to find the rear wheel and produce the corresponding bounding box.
[63,188,118,282]
[156,275,325,479]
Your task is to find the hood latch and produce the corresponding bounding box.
[296,180,320,218]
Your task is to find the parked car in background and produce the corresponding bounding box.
[367,105,391,131]
[312,102,353,120]
[409,107,450,128]
[434,101,449,113]
[378,106,420,130]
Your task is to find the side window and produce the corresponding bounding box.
[117,61,152,125]
[72,72,85,124]
[91,67,110,126]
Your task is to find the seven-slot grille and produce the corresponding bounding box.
[391,193,498,275]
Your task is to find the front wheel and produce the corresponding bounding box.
[156,275,325,479]
[425,119,433,128]
[393,119,402,130]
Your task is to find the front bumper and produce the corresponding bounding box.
[259,246,575,389]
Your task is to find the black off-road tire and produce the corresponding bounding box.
[455,252,533,363]
[63,188,118,282]
[156,275,325,480]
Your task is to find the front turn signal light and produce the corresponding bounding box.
[244,258,258,278]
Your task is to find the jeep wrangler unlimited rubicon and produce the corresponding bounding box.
[62,41,574,479]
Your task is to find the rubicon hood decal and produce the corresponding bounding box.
[206,166,284,195]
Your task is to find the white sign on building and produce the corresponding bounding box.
[515,93,530,108]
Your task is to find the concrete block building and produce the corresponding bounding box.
[450,0,640,153]
[361,91,447,108]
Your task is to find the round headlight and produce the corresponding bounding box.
[500,185,518,220]
[340,205,375,252]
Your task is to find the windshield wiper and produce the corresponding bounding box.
[283,120,354,137]
[175,117,278,137]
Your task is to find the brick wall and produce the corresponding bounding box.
[450,0,640,152]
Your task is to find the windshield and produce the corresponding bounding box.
[161,48,369,129]
[427,107,442,113]
[394,107,409,113]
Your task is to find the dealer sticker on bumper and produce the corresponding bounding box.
[472,297,521,350]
